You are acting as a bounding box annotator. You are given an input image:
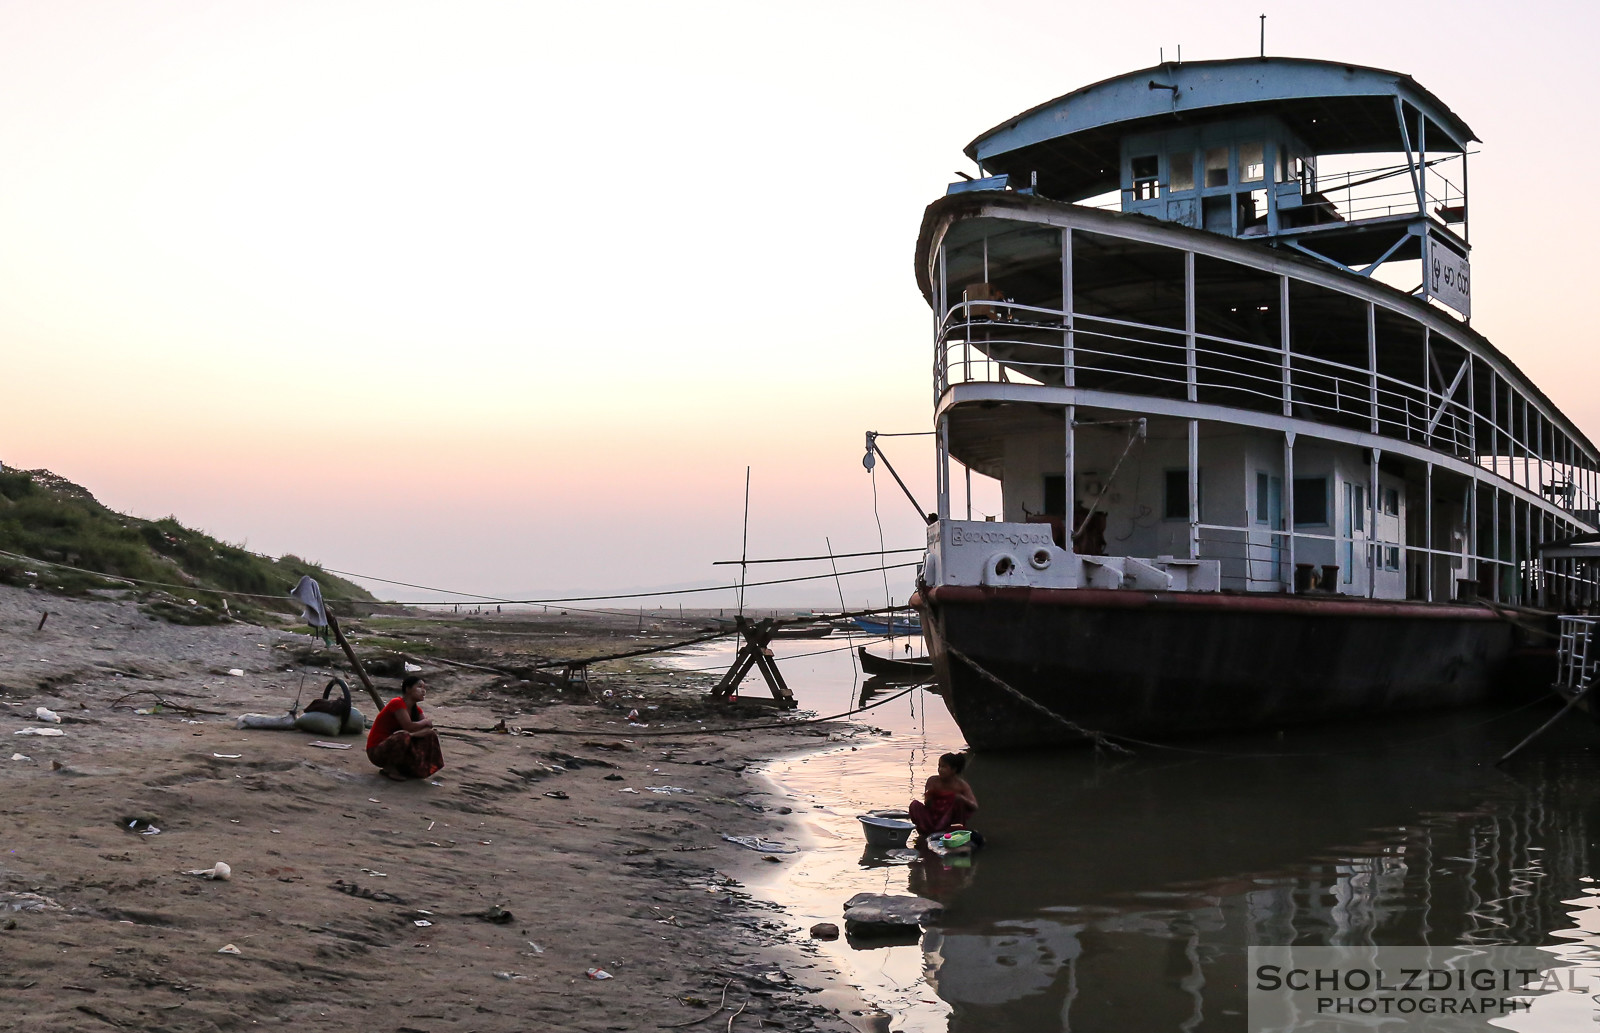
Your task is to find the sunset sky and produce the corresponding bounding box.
[0,0,1595,609]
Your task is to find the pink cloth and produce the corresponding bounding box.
[910,792,973,835]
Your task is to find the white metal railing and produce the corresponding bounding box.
[1556,617,1599,697]
[939,299,1479,462]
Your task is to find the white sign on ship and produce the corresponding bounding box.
[1428,236,1471,318]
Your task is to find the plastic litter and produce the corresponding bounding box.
[213,753,242,759]
[125,818,161,836]
[403,662,422,673]
[494,971,527,980]
[184,862,232,881]
[586,968,613,980]
[34,707,60,723]
[721,835,795,853]
[227,669,244,677]
[217,944,242,955]
[308,741,352,750]
[0,891,63,913]
[10,753,30,761]
[14,728,64,737]
[618,788,639,794]
[360,868,388,877]
[526,941,545,954]
[414,919,433,927]
[645,786,692,795]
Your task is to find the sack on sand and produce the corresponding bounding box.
[294,710,344,736]
[342,705,366,735]
[236,713,296,730]
[304,678,352,725]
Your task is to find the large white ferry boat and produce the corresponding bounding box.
[910,57,1599,748]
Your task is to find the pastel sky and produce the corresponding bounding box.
[0,0,1594,609]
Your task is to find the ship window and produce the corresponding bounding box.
[1348,483,1366,532]
[1240,142,1264,182]
[1382,486,1400,516]
[1205,147,1230,188]
[1169,151,1194,192]
[1384,546,1400,570]
[1164,469,1200,520]
[1297,156,1316,194]
[1256,473,1269,525]
[1132,155,1159,200]
[1293,476,1329,526]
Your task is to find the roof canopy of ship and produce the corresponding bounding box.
[966,57,1478,203]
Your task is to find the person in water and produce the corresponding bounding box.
[366,676,444,782]
[909,752,977,835]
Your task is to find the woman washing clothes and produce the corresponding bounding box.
[366,676,444,781]
[910,752,977,835]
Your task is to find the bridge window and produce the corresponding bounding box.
[1240,142,1264,182]
[1205,147,1230,188]
[1169,151,1194,192]
[1132,155,1159,200]
[1294,476,1329,526]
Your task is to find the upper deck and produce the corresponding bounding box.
[953,57,1476,317]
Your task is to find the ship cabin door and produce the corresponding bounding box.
[1342,481,1367,594]
[1250,471,1284,589]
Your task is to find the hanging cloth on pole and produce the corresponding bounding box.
[289,575,332,646]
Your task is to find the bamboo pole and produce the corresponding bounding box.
[325,609,386,711]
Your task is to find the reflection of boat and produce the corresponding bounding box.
[908,57,1589,749]
[851,615,923,636]
[858,646,934,679]
[904,710,1600,1032]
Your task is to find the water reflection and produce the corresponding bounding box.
[667,635,1600,1030]
[769,697,1600,1031]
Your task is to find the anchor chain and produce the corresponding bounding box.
[946,645,1132,755]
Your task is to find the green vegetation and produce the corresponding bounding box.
[0,465,380,621]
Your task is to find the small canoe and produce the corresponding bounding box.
[858,646,934,679]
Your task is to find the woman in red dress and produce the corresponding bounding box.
[366,676,444,781]
[909,752,977,835]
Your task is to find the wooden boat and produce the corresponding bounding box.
[858,646,934,679]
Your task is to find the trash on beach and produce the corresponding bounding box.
[184,862,232,881]
[626,709,639,721]
[468,905,514,924]
[404,662,422,673]
[123,818,161,836]
[213,753,242,759]
[10,753,30,762]
[413,919,433,927]
[360,868,388,878]
[526,941,545,954]
[543,791,569,800]
[0,892,63,913]
[216,944,242,955]
[236,713,295,730]
[721,835,795,854]
[585,968,613,980]
[14,727,64,737]
[618,787,639,794]
[34,708,60,723]
[645,786,693,795]
[226,669,244,677]
[494,971,527,981]
[307,741,352,750]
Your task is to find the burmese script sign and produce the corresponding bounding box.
[1428,237,1471,318]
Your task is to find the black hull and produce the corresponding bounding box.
[919,585,1536,750]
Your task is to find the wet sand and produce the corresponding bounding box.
[0,589,869,1032]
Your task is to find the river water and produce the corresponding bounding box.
[663,632,1600,1032]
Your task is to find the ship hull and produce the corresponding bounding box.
[919,585,1531,750]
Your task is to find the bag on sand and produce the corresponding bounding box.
[304,678,352,724]
[296,678,353,736]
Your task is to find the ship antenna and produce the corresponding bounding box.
[1259,14,1266,57]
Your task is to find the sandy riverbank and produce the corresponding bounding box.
[0,589,874,1033]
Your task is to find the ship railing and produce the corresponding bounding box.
[939,300,1477,455]
[1306,157,1465,228]
[1555,616,1600,697]
[1191,522,1477,596]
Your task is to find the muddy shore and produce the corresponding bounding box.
[0,589,872,1033]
